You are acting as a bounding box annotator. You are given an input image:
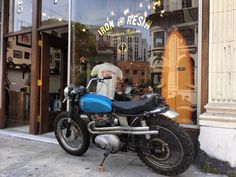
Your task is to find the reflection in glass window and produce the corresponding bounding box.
[41,0,68,26]
[182,0,192,8]
[154,31,164,48]
[9,0,32,32]
[70,0,199,125]
[151,0,164,13]
[179,28,195,46]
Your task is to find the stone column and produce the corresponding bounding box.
[199,0,236,167]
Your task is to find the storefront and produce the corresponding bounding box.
[2,0,227,165]
[0,0,208,133]
[2,0,236,170]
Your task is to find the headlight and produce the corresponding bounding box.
[64,86,70,97]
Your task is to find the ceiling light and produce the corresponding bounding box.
[144,11,147,17]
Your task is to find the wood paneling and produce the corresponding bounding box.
[40,33,50,133]
[29,0,41,134]
[201,0,209,113]
[8,91,26,122]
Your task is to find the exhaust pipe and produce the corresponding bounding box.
[87,121,159,135]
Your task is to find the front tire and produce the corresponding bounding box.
[137,117,194,176]
[54,112,90,156]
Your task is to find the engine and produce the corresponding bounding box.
[90,113,128,153]
[94,134,121,153]
[91,113,118,127]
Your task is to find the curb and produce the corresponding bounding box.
[0,129,58,144]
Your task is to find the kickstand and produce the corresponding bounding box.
[98,150,110,172]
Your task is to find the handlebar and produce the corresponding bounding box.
[64,76,112,102]
[86,76,112,90]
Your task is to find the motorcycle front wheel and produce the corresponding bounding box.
[54,112,90,156]
[137,117,194,176]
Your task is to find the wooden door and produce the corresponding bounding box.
[39,33,67,133]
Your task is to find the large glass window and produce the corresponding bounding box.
[70,0,199,125]
[9,0,32,32]
[41,0,68,26]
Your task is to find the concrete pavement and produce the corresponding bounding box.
[0,133,227,177]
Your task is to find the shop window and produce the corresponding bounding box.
[70,0,199,125]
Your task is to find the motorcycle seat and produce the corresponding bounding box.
[113,94,158,115]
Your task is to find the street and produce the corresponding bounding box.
[0,134,226,177]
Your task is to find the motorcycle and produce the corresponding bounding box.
[54,76,194,176]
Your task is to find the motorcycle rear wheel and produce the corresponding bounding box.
[54,112,90,156]
[137,117,194,176]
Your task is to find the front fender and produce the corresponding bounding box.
[160,109,179,119]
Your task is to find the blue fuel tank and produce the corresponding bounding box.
[79,93,112,113]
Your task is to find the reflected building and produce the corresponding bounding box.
[89,26,150,86]
[148,0,198,86]
[147,0,198,124]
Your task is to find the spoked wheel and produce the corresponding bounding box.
[54,112,90,156]
[137,117,194,176]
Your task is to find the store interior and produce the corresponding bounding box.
[5,27,68,133]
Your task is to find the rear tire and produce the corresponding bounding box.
[137,117,194,176]
[54,112,90,156]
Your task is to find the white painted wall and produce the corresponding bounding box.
[199,126,236,167]
[199,0,236,168]
[208,0,236,103]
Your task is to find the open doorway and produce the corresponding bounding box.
[5,34,32,129]
[39,28,68,134]
[5,27,68,134]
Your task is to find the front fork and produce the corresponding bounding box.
[66,97,75,138]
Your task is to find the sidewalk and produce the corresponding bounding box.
[0,131,226,177]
